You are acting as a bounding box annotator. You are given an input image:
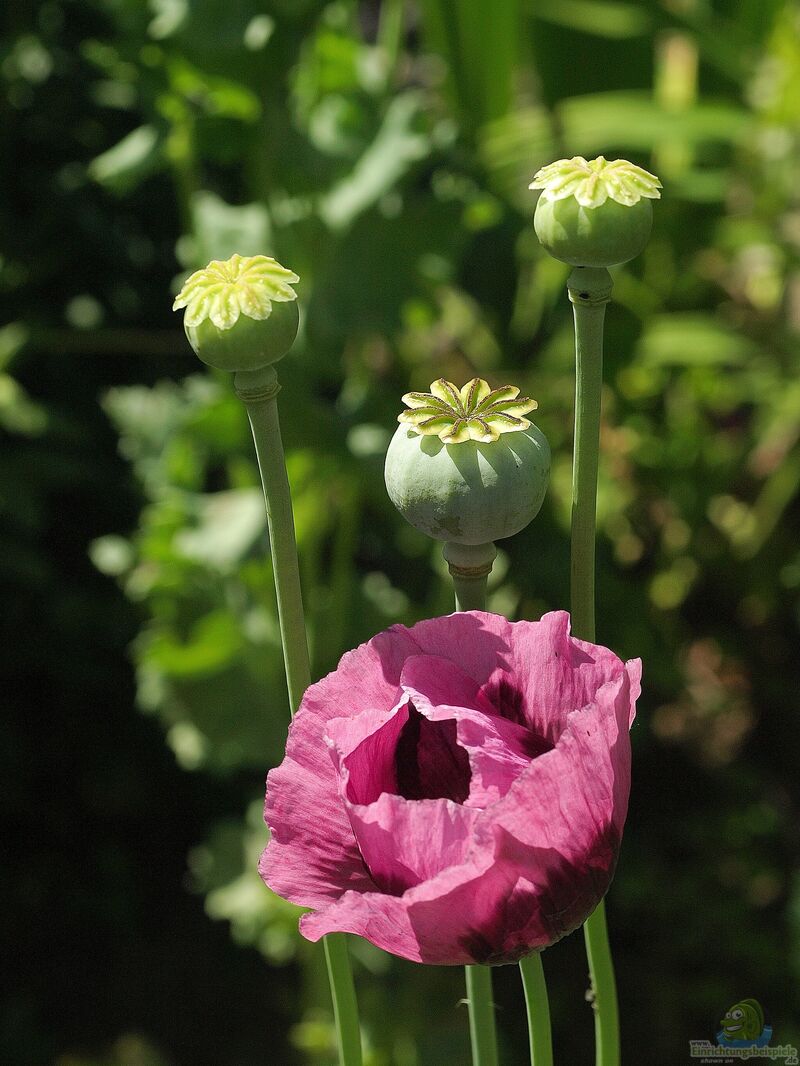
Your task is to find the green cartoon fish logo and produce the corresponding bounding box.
[719,999,766,1045]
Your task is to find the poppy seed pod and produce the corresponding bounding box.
[384,378,550,546]
[530,156,661,268]
[173,253,299,372]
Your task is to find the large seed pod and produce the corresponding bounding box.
[385,421,550,545]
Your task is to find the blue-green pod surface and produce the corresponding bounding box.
[385,423,550,546]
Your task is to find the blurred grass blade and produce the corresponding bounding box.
[418,0,521,129]
[533,0,652,39]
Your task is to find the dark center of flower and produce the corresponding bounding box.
[393,703,471,803]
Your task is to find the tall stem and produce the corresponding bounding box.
[443,540,499,1066]
[444,541,496,613]
[444,537,554,1064]
[465,965,499,1066]
[519,953,553,1066]
[235,365,363,1066]
[567,267,620,1066]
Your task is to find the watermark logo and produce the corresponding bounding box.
[719,999,771,1047]
[689,998,798,1063]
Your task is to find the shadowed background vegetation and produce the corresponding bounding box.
[3,0,800,1063]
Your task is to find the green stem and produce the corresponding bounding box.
[465,965,499,1066]
[519,953,553,1066]
[324,932,364,1066]
[452,572,490,611]
[444,540,499,1066]
[567,267,620,1066]
[444,541,496,612]
[234,365,363,1066]
[377,0,404,76]
[445,538,555,1064]
[235,367,311,714]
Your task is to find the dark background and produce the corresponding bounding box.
[2,1,799,1063]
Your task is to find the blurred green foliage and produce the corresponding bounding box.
[3,0,800,1063]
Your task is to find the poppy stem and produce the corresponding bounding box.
[519,952,554,1065]
[444,541,497,612]
[446,549,500,1066]
[567,267,620,1066]
[235,365,363,1066]
[465,965,500,1066]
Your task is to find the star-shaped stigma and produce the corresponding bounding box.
[173,253,299,330]
[529,156,661,209]
[398,378,538,445]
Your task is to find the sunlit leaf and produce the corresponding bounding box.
[88,124,163,193]
[533,0,652,39]
[319,92,429,229]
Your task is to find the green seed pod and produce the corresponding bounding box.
[384,378,551,545]
[529,156,661,268]
[173,253,299,372]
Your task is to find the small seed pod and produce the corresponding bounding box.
[384,378,550,545]
[173,253,299,372]
[530,156,661,268]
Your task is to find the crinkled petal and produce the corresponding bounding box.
[262,627,422,906]
[400,610,516,685]
[326,699,409,804]
[261,733,374,908]
[398,654,543,806]
[298,840,514,965]
[455,708,544,807]
[491,661,640,880]
[475,611,630,741]
[344,793,480,895]
[298,818,602,965]
[399,654,496,715]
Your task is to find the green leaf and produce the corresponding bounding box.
[559,91,751,154]
[319,92,429,229]
[417,0,521,128]
[478,106,555,208]
[144,609,245,678]
[635,314,758,367]
[168,58,261,121]
[533,0,652,39]
[174,489,265,570]
[187,192,273,270]
[88,124,163,193]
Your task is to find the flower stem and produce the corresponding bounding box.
[465,965,499,1066]
[519,953,553,1066]
[444,541,496,612]
[323,931,364,1066]
[234,365,363,1066]
[445,541,499,1066]
[567,266,620,1066]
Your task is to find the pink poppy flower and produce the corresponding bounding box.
[260,610,640,966]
